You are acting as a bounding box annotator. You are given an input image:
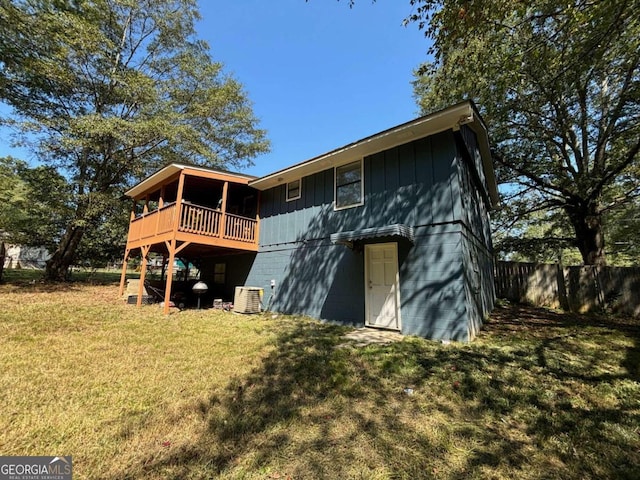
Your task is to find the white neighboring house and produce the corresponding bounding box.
[2,244,50,269]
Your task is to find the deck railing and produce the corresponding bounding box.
[179,203,221,236]
[127,201,257,245]
[157,202,178,235]
[128,202,178,243]
[224,212,257,243]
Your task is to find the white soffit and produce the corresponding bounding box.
[249,101,479,191]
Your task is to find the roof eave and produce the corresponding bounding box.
[249,101,490,192]
[125,164,184,199]
[461,108,500,207]
[124,163,257,199]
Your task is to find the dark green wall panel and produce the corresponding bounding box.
[199,252,257,303]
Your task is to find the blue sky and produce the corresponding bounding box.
[200,0,430,177]
[0,0,430,178]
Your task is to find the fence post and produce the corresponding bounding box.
[556,257,570,311]
[0,242,5,282]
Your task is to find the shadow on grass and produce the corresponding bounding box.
[0,279,84,294]
[1,268,124,292]
[490,303,640,382]
[121,305,640,479]
[127,320,448,478]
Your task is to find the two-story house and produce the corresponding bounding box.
[120,100,498,341]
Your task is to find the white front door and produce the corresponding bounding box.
[365,242,401,330]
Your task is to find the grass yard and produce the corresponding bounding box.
[0,276,639,479]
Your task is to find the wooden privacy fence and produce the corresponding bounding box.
[495,261,640,317]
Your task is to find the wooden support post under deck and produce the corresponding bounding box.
[219,181,229,239]
[163,240,176,315]
[118,248,130,297]
[163,172,186,315]
[119,205,137,299]
[162,241,191,314]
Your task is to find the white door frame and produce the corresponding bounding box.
[364,242,401,331]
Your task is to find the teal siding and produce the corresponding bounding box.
[455,126,493,248]
[398,224,469,341]
[457,127,495,338]
[460,125,489,197]
[461,229,495,339]
[258,130,459,248]
[244,239,364,324]
[455,126,495,339]
[243,128,493,341]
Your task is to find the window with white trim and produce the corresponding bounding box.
[335,160,363,209]
[286,179,301,201]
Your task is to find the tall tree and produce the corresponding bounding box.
[74,194,131,269]
[410,0,640,265]
[0,0,269,280]
[0,157,73,251]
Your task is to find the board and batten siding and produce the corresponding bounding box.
[246,239,365,324]
[398,223,468,340]
[455,125,496,340]
[461,229,495,339]
[245,129,489,341]
[455,125,493,248]
[256,131,461,245]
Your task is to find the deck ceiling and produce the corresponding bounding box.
[141,242,253,259]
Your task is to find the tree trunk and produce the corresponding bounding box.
[565,203,606,266]
[45,225,86,281]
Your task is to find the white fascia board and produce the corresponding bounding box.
[249,101,478,191]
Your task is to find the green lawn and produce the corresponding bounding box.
[0,275,638,479]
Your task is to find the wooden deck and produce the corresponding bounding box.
[126,201,258,252]
[120,164,262,314]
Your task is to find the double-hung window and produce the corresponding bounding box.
[335,160,363,210]
[286,179,301,201]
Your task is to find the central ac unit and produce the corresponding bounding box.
[233,286,262,314]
